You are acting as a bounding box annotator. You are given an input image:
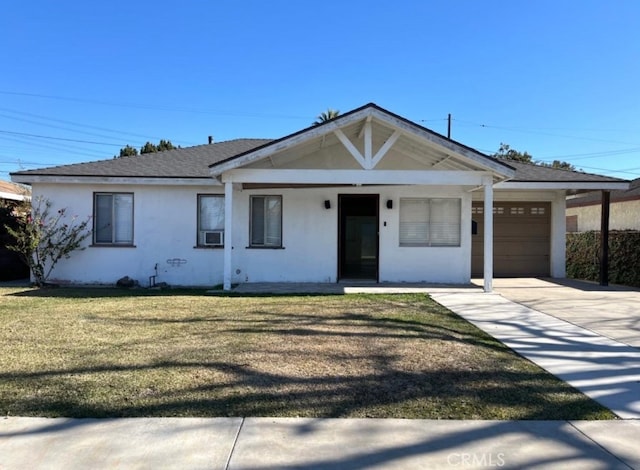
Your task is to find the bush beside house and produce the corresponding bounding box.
[566,230,640,288]
[0,201,29,281]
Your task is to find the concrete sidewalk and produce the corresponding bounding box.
[2,417,639,469]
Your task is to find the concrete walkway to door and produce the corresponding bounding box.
[483,278,640,348]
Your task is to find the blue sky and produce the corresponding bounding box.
[1,1,639,180]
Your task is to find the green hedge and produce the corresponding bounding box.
[566,230,640,287]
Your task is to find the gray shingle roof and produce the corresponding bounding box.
[505,161,628,183]
[11,137,628,186]
[12,139,272,178]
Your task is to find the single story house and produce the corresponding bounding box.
[566,177,640,232]
[11,103,629,291]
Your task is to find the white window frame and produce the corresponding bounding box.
[249,195,282,248]
[93,192,134,245]
[399,198,461,247]
[197,194,225,247]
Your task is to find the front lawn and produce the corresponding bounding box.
[0,288,614,419]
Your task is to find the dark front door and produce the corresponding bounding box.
[338,194,379,281]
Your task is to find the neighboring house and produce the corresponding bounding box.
[0,180,31,202]
[566,178,640,232]
[11,103,628,291]
[0,180,31,280]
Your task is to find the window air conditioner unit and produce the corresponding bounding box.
[204,230,224,246]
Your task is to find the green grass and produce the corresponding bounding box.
[0,287,615,419]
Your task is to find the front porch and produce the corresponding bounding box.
[211,105,513,292]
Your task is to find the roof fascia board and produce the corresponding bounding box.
[222,168,491,186]
[496,181,630,191]
[11,175,221,186]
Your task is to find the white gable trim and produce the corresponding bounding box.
[367,108,514,176]
[209,105,515,178]
[334,125,403,170]
[210,107,377,175]
[371,130,401,168]
[334,128,367,168]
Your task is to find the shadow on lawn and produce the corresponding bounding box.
[7,287,343,299]
[0,311,619,466]
[0,359,606,420]
[0,293,615,422]
[84,308,509,353]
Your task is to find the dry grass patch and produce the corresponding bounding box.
[0,287,614,419]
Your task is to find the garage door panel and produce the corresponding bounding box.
[471,202,550,277]
[496,225,548,237]
[497,240,548,256]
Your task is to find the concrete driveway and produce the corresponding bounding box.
[481,278,640,348]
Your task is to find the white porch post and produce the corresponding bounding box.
[483,175,494,293]
[223,180,233,291]
[550,191,567,278]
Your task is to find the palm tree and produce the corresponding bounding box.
[313,108,340,125]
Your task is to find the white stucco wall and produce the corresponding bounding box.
[32,183,472,286]
[221,184,472,284]
[32,183,225,286]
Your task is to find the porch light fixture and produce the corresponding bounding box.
[386,200,393,209]
[324,200,331,209]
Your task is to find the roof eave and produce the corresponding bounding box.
[11,174,221,186]
[496,181,630,191]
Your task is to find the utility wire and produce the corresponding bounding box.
[0,106,198,145]
[0,130,125,146]
[0,90,310,119]
[453,119,640,147]
[0,135,110,159]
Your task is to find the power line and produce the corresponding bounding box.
[0,130,125,146]
[539,147,640,161]
[0,113,146,143]
[0,135,110,159]
[453,119,640,147]
[0,106,199,146]
[0,90,310,120]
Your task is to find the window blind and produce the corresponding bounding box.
[399,198,460,247]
